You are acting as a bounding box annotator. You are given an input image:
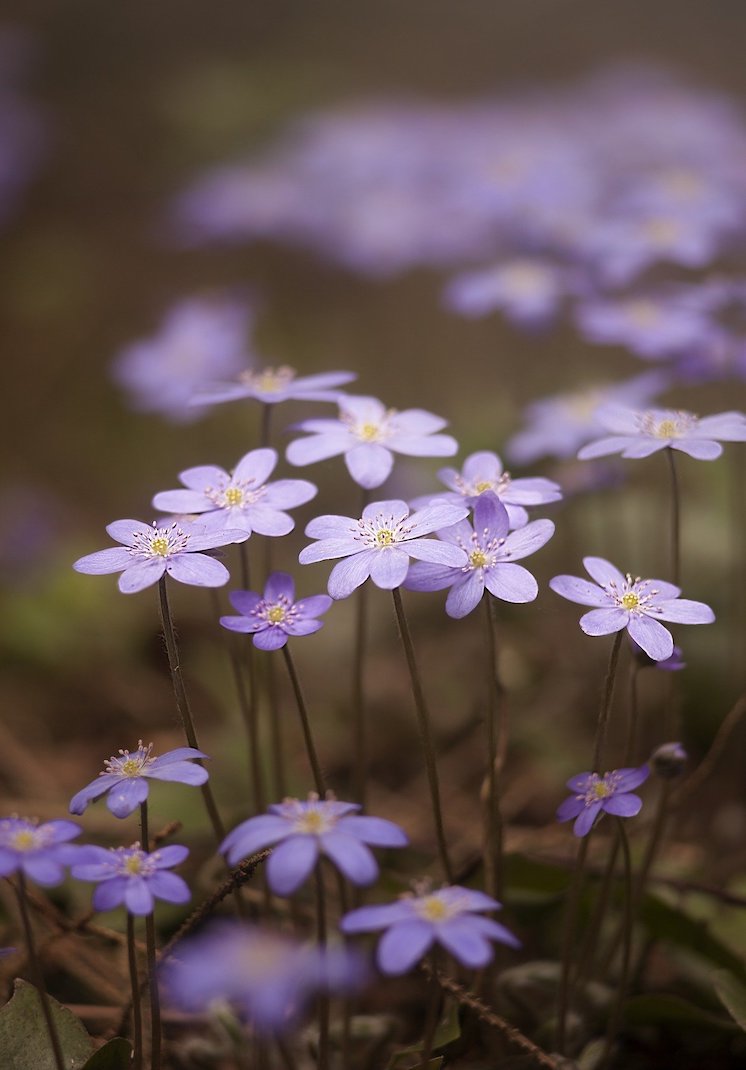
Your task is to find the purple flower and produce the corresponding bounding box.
[549,556,714,661]
[73,519,248,593]
[69,741,208,819]
[286,395,458,489]
[505,372,667,464]
[557,766,649,837]
[220,572,332,651]
[110,296,255,422]
[405,494,554,617]
[575,291,716,360]
[299,499,469,600]
[444,258,568,327]
[411,449,561,528]
[192,366,355,408]
[152,448,316,537]
[340,884,520,975]
[578,406,746,461]
[71,843,190,915]
[630,637,686,671]
[221,795,408,896]
[163,922,366,1036]
[0,818,82,886]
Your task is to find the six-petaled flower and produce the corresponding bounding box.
[557,766,649,837]
[71,842,190,915]
[578,405,746,461]
[220,571,332,650]
[0,818,82,886]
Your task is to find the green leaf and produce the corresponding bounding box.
[386,998,458,1068]
[641,894,746,983]
[623,994,738,1032]
[713,970,746,1032]
[0,979,93,1070]
[81,1038,133,1070]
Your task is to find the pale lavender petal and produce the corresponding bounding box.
[335,816,408,847]
[408,501,469,536]
[483,563,538,603]
[119,559,167,593]
[22,857,65,886]
[369,549,410,589]
[147,871,191,904]
[345,444,394,488]
[340,901,415,933]
[377,921,433,975]
[262,480,317,508]
[467,915,522,949]
[549,575,609,607]
[653,598,715,624]
[149,747,208,765]
[615,765,650,791]
[566,772,593,792]
[299,537,361,564]
[501,519,554,560]
[152,490,210,513]
[328,553,375,599]
[594,405,644,433]
[462,451,502,480]
[286,432,353,466]
[473,493,510,538]
[244,506,294,537]
[283,619,322,637]
[577,436,637,460]
[583,557,627,589]
[73,548,133,575]
[580,608,629,635]
[266,835,319,895]
[222,816,293,862]
[253,627,289,650]
[437,920,494,968]
[405,539,468,566]
[178,465,229,491]
[505,504,529,528]
[341,395,386,422]
[320,833,378,886]
[107,778,149,818]
[621,439,668,458]
[191,383,252,406]
[261,572,293,601]
[229,590,262,615]
[445,573,485,618]
[294,595,333,617]
[92,878,127,911]
[695,413,746,439]
[433,517,473,544]
[304,514,357,539]
[69,775,122,813]
[503,477,562,504]
[627,615,673,661]
[153,845,190,868]
[404,562,459,591]
[362,499,408,523]
[106,520,154,546]
[574,801,603,837]
[233,448,277,485]
[186,528,248,551]
[220,614,263,634]
[125,877,155,915]
[387,432,458,457]
[557,796,586,823]
[647,580,681,600]
[393,409,448,435]
[167,554,230,587]
[672,439,722,460]
[603,794,642,818]
[148,762,208,785]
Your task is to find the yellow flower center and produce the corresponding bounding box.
[358,422,380,442]
[376,529,395,547]
[592,781,613,799]
[296,810,327,834]
[656,420,677,438]
[267,606,286,624]
[224,487,244,506]
[469,549,489,568]
[121,758,141,777]
[150,537,170,557]
[418,895,449,922]
[621,592,640,610]
[475,481,494,494]
[12,830,37,851]
[124,855,144,875]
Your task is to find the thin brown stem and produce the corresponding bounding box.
[556,834,590,1054]
[352,485,371,806]
[599,820,634,1070]
[15,875,65,1070]
[591,631,624,774]
[141,803,161,1070]
[483,596,505,900]
[126,913,143,1070]
[315,866,329,1070]
[282,645,326,796]
[391,587,454,883]
[665,447,681,586]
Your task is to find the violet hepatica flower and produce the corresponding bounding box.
[220,572,332,651]
[192,366,355,408]
[340,884,520,975]
[71,842,190,915]
[73,519,248,593]
[221,795,408,897]
[0,817,82,886]
[550,556,714,661]
[577,405,746,461]
[411,449,562,528]
[444,257,567,328]
[152,448,316,537]
[163,922,366,1036]
[69,741,208,819]
[286,395,458,490]
[557,766,649,837]
[299,499,468,599]
[405,494,554,618]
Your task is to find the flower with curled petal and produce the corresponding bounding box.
[299,499,468,599]
[221,794,408,897]
[71,842,190,915]
[73,518,248,593]
[549,556,714,661]
[69,741,208,819]
[557,766,649,837]
[287,395,458,489]
[405,493,554,617]
[220,572,332,651]
[340,883,520,975]
[152,448,316,537]
[578,405,746,461]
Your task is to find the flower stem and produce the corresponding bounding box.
[624,661,641,765]
[665,447,681,586]
[600,820,634,1069]
[157,576,226,845]
[14,874,65,1070]
[392,587,454,883]
[282,644,326,796]
[126,912,143,1070]
[315,865,330,1070]
[266,655,287,798]
[260,402,272,449]
[483,596,506,900]
[419,951,442,1069]
[555,834,590,1055]
[352,486,371,806]
[140,803,162,1070]
[591,631,624,774]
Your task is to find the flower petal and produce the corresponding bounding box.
[118,559,166,593]
[369,549,410,589]
[167,554,230,587]
[445,573,485,618]
[550,575,608,607]
[627,615,673,661]
[320,833,378,886]
[73,548,133,575]
[376,921,433,975]
[107,778,149,818]
[653,598,715,624]
[266,835,319,896]
[345,444,394,489]
[437,919,495,968]
[580,608,629,636]
[583,557,627,589]
[327,553,374,599]
[483,563,538,603]
[335,816,408,847]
